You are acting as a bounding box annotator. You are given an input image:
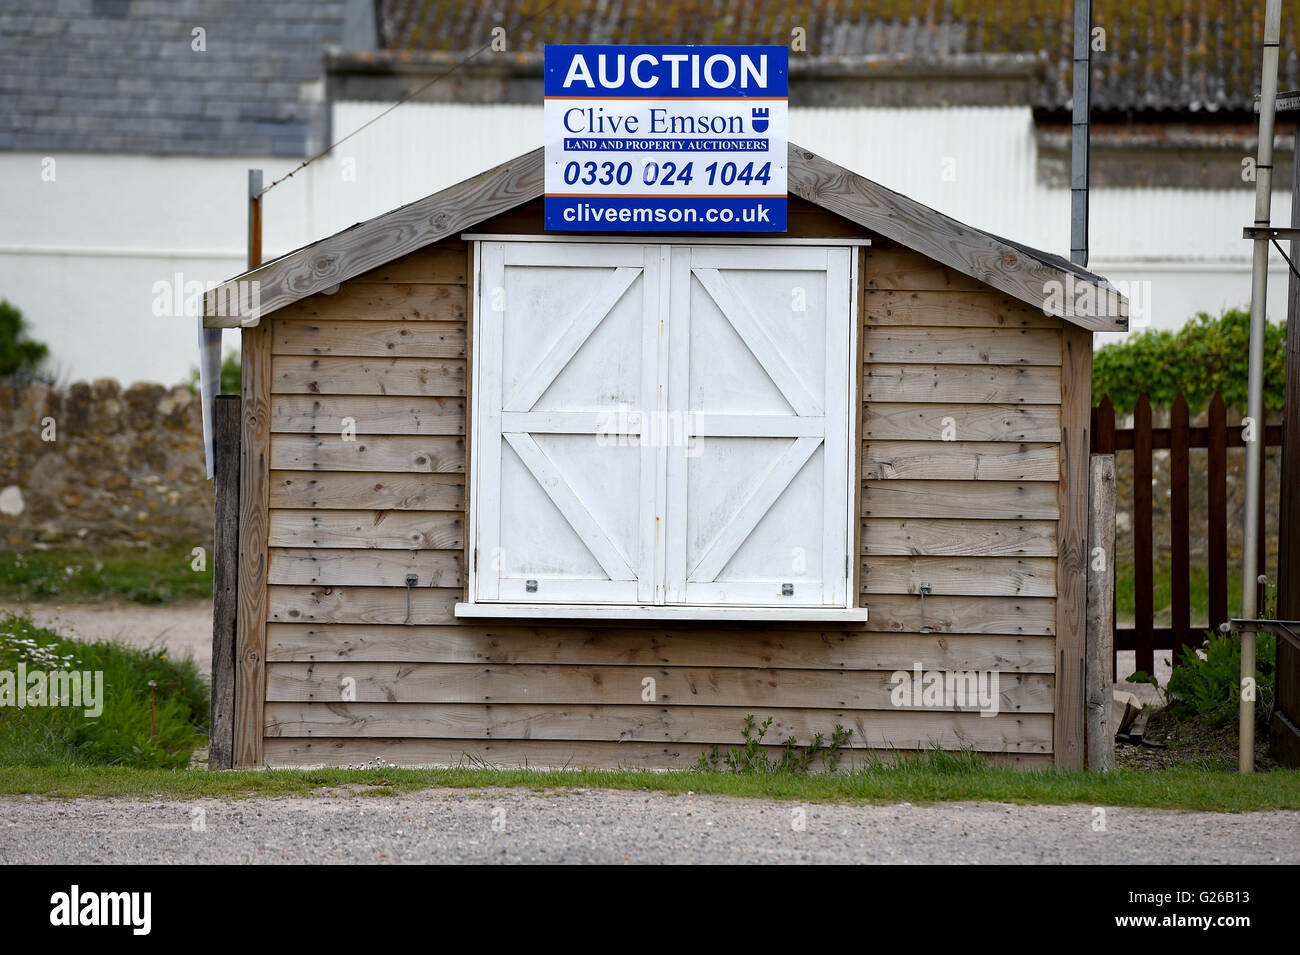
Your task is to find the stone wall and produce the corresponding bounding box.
[0,379,212,549]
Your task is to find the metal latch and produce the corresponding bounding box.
[403,573,418,625]
[781,583,794,596]
[918,581,933,633]
[526,579,538,593]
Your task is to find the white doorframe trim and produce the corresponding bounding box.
[462,238,863,618]
[463,233,874,247]
[454,602,868,622]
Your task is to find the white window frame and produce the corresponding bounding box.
[457,237,866,623]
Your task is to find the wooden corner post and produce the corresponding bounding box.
[1086,453,1116,770]
[234,321,271,767]
[209,394,241,769]
[1056,325,1092,769]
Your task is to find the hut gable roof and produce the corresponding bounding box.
[204,143,1127,331]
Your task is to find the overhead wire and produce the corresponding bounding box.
[257,0,567,198]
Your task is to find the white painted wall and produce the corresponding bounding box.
[0,102,1284,381]
[789,107,1292,348]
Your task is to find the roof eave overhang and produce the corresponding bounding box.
[204,142,1126,332]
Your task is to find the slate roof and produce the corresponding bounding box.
[5,0,1293,159]
[0,0,357,155]
[375,0,1300,115]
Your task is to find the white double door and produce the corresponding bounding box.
[472,240,853,608]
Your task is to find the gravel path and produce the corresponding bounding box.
[3,788,1296,864]
[0,600,212,671]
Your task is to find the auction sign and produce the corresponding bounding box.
[544,45,788,231]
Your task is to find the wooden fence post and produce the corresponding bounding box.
[1054,326,1091,770]
[209,394,240,770]
[1257,443,1268,615]
[1086,453,1116,770]
[1170,393,1191,664]
[1094,396,1116,678]
[1133,394,1154,675]
[235,323,272,768]
[1208,393,1229,635]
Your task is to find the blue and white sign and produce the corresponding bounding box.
[544,45,788,232]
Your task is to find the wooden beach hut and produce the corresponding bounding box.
[203,143,1127,770]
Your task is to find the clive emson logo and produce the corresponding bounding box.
[890,663,1001,717]
[50,885,151,935]
[0,663,103,717]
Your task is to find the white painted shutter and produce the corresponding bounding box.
[665,245,852,607]
[472,240,853,611]
[474,242,664,604]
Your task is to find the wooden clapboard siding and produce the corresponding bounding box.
[863,595,1056,634]
[264,703,1053,753]
[863,441,1059,481]
[864,403,1060,442]
[263,736,1054,770]
[272,356,466,396]
[863,557,1056,597]
[863,364,1060,403]
[237,217,1086,770]
[864,327,1062,366]
[267,510,463,549]
[270,434,464,472]
[264,624,1056,672]
[271,396,465,435]
[267,549,462,587]
[274,283,466,323]
[352,246,469,284]
[265,661,1054,712]
[863,247,987,292]
[866,291,1060,328]
[273,319,466,357]
[263,243,473,768]
[267,585,461,625]
[862,480,1060,519]
[857,246,1071,767]
[861,519,1057,557]
[270,472,463,511]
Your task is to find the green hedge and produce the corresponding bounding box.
[1092,308,1287,413]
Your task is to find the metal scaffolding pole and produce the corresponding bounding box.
[1241,0,1284,773]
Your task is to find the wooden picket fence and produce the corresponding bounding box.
[1091,392,1284,678]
